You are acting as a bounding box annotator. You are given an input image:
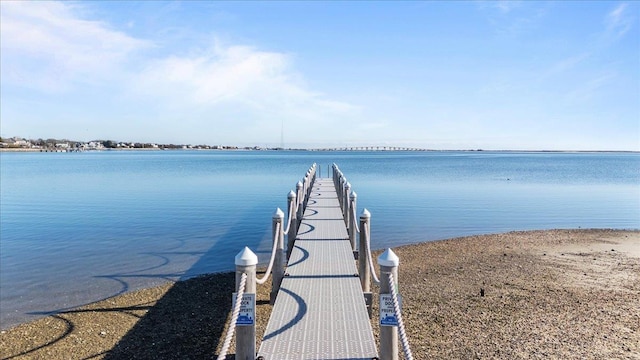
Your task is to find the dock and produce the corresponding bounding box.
[222,164,411,360]
[257,177,377,359]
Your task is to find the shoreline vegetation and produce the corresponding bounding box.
[2,137,638,153]
[1,229,638,359]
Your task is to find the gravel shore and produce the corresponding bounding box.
[2,229,638,359]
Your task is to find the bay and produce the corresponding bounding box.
[1,150,638,328]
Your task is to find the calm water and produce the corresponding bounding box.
[1,151,638,328]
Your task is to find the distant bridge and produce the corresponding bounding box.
[312,146,427,151]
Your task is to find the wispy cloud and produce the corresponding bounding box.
[0,1,150,92]
[605,3,633,38]
[493,1,522,14]
[565,72,617,103]
[132,43,292,106]
[129,41,358,128]
[477,1,546,38]
[477,1,522,14]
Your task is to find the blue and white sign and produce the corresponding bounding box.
[380,293,401,327]
[232,293,255,326]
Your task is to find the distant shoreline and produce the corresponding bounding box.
[1,148,638,153]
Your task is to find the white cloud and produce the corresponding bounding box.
[0,1,150,92]
[477,1,546,39]
[129,41,359,140]
[605,3,633,38]
[477,1,522,14]
[564,72,618,103]
[133,43,293,106]
[493,1,522,14]
[549,52,591,74]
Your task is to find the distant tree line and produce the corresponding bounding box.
[1,136,244,151]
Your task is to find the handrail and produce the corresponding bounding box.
[363,223,381,285]
[217,272,247,360]
[256,164,315,286]
[388,272,414,360]
[256,221,281,285]
[351,205,360,234]
[282,198,295,235]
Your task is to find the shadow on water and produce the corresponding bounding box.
[8,205,272,359]
[101,206,270,359]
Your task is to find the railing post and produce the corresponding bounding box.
[235,247,257,360]
[287,190,297,259]
[344,182,351,225]
[349,191,357,256]
[339,176,345,210]
[307,165,314,196]
[302,173,309,211]
[332,164,338,186]
[311,163,317,183]
[296,180,304,230]
[359,208,372,317]
[271,208,285,304]
[379,248,400,360]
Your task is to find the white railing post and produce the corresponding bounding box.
[302,173,310,210]
[332,164,338,186]
[379,248,400,360]
[271,208,285,304]
[235,247,257,360]
[307,166,314,196]
[349,191,357,255]
[359,208,372,317]
[287,190,297,259]
[296,181,304,231]
[343,182,351,225]
[303,173,308,199]
[311,163,317,183]
[339,176,346,210]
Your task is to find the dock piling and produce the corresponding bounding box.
[349,191,358,255]
[359,208,373,317]
[271,208,285,304]
[379,248,400,360]
[286,190,297,259]
[234,247,257,360]
[296,181,304,231]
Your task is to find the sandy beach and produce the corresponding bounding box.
[1,229,638,359]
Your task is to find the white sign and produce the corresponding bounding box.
[232,293,255,326]
[380,293,402,327]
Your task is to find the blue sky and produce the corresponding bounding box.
[1,1,638,150]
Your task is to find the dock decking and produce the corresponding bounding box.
[257,178,378,359]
